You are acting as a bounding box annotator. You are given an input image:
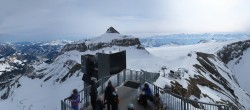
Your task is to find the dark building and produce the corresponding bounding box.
[81,50,126,84]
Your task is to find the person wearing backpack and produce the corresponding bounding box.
[104,81,117,110]
[64,89,80,110]
[142,83,153,102]
[138,83,153,107]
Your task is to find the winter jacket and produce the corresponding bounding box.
[142,87,153,97]
[104,86,115,102]
[71,94,80,110]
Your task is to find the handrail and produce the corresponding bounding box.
[140,76,237,110]
[61,69,238,110]
[61,69,159,110]
[141,76,229,106]
[61,100,74,110]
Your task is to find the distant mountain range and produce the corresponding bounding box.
[140,33,250,47]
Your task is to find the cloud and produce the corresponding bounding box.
[0,0,250,41]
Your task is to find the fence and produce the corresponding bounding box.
[140,77,238,110]
[61,69,159,110]
[61,69,238,110]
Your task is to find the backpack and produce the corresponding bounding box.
[111,92,119,104]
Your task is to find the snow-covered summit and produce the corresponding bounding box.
[61,27,143,52]
[88,27,134,44]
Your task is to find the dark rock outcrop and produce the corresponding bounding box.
[217,39,250,64]
[61,43,88,52]
[0,44,16,59]
[106,27,120,34]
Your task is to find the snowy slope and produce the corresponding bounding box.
[0,29,164,110]
[0,46,164,110]
[227,48,250,93]
[1,30,250,110]
[148,40,250,109]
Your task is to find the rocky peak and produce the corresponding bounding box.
[106,27,120,34]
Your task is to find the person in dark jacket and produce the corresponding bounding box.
[138,83,153,107]
[90,79,98,110]
[104,81,117,110]
[142,83,153,101]
[64,89,80,110]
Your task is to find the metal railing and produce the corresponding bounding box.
[140,77,238,110]
[61,69,239,110]
[61,69,160,110]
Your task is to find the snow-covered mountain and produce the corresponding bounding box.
[61,27,144,53]
[148,39,250,109]
[0,28,250,110]
[0,27,152,110]
[140,33,250,47]
[0,44,16,59]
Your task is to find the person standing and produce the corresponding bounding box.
[138,83,153,108]
[64,89,80,110]
[90,79,98,110]
[142,83,153,101]
[104,81,117,110]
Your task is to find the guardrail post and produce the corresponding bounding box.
[86,87,89,107]
[143,72,146,80]
[153,85,156,94]
[117,72,120,85]
[123,70,126,82]
[101,78,104,94]
[130,69,132,80]
[183,97,187,110]
[136,71,138,81]
[226,105,230,110]
[61,100,63,110]
[84,87,87,107]
[181,97,183,110]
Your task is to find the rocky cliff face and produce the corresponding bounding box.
[217,39,250,64]
[168,51,248,109]
[106,26,120,34]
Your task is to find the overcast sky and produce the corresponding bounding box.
[0,0,250,41]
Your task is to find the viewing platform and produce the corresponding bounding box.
[61,69,236,110]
